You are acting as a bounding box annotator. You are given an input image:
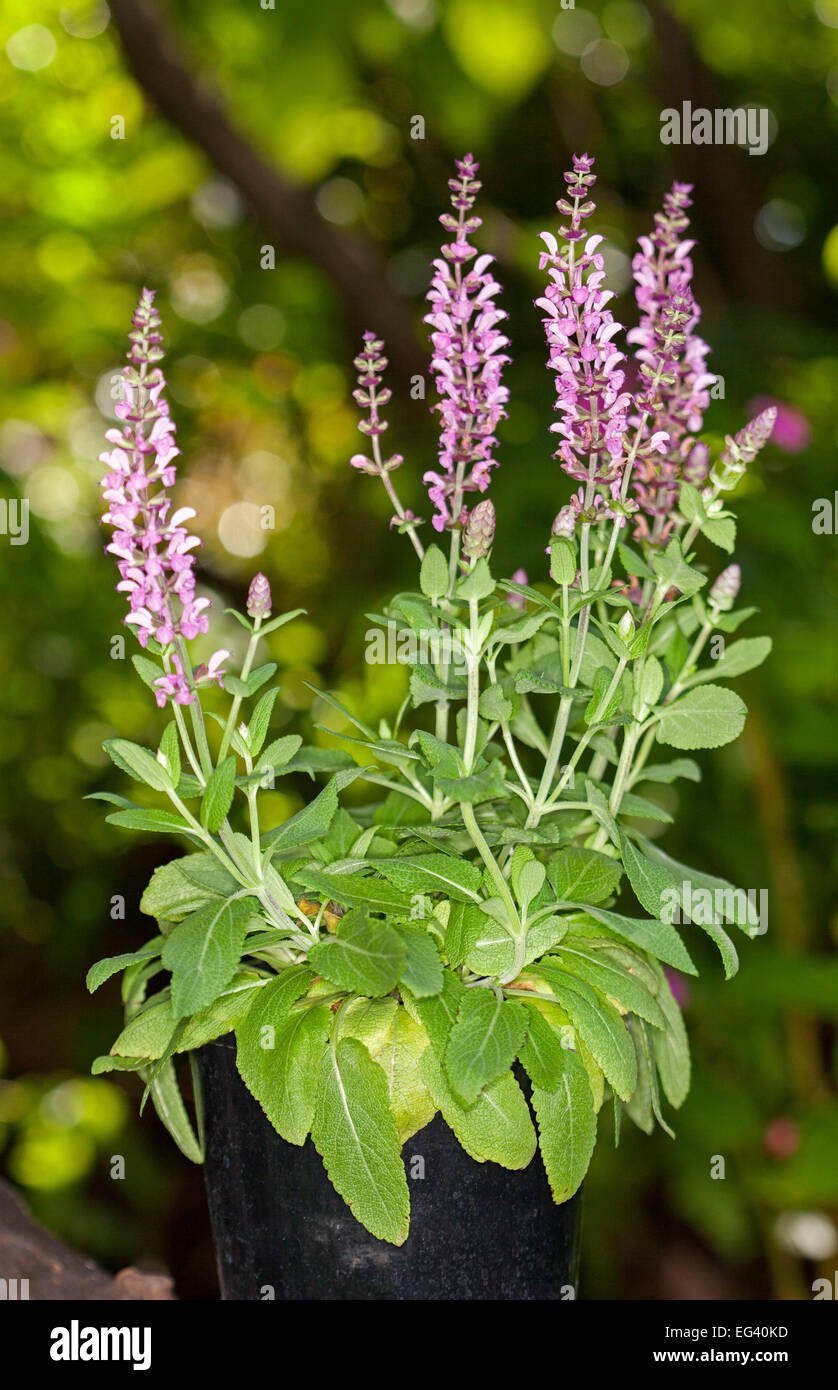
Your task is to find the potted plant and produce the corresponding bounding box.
[88,153,772,1300]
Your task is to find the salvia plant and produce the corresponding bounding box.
[88,155,773,1246]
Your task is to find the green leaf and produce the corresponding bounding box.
[237,988,331,1144]
[295,869,413,915]
[702,516,736,551]
[200,756,237,833]
[131,654,164,690]
[144,1059,203,1164]
[443,901,487,968]
[551,943,667,1028]
[464,912,567,978]
[478,683,515,723]
[656,685,747,750]
[257,734,303,773]
[366,1007,436,1144]
[263,768,362,850]
[549,536,577,586]
[111,997,174,1059]
[257,607,306,638]
[445,992,528,1105]
[403,969,465,1053]
[103,738,173,792]
[106,808,193,836]
[394,924,444,998]
[456,557,494,601]
[421,1050,536,1168]
[639,656,664,708]
[158,724,181,787]
[622,833,741,977]
[86,942,162,993]
[247,688,280,758]
[378,853,483,903]
[689,636,772,684]
[571,904,697,976]
[518,1005,569,1090]
[435,760,507,805]
[245,662,277,696]
[312,1038,410,1245]
[637,835,758,933]
[651,968,691,1108]
[619,830,677,921]
[531,1048,597,1203]
[633,758,700,786]
[308,910,406,996]
[534,967,637,1101]
[141,859,218,923]
[548,847,623,905]
[652,538,707,597]
[419,544,449,600]
[162,898,254,1018]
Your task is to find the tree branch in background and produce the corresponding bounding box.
[109,0,425,384]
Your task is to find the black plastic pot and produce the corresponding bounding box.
[195,1034,583,1301]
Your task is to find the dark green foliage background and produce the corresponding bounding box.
[0,0,836,1298]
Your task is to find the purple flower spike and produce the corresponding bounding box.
[99,290,221,707]
[537,154,631,519]
[423,155,510,532]
[628,184,714,542]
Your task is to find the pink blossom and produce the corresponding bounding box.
[99,289,214,706]
[423,155,510,531]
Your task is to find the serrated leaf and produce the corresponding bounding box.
[571,904,697,976]
[200,756,237,833]
[548,847,623,905]
[394,924,444,998]
[464,913,567,978]
[444,992,528,1105]
[237,984,331,1144]
[421,1050,536,1168]
[378,853,482,903]
[690,636,772,685]
[144,1059,203,1163]
[247,688,280,758]
[368,1007,435,1144]
[552,943,667,1028]
[257,734,303,773]
[162,897,254,1017]
[158,724,181,787]
[518,1005,569,1090]
[656,685,747,750]
[103,738,173,792]
[308,910,406,996]
[419,544,449,600]
[651,967,691,1108]
[312,1037,410,1245]
[106,808,193,836]
[534,967,637,1101]
[262,769,362,851]
[86,942,162,993]
[403,969,465,1053]
[532,1048,597,1203]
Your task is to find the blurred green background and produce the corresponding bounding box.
[1,0,837,1300]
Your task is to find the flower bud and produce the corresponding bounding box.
[617,610,635,641]
[507,568,528,611]
[709,563,740,611]
[551,505,576,538]
[462,499,496,559]
[247,572,272,620]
